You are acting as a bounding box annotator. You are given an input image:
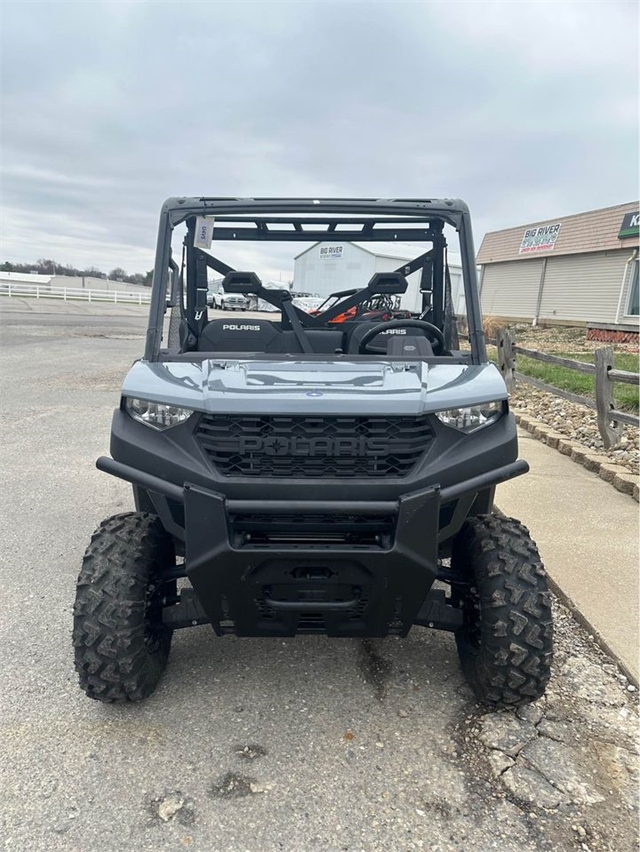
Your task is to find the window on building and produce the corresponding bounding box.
[626,259,639,316]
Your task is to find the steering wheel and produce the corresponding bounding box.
[358,319,446,355]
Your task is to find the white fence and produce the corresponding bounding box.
[0,281,151,305]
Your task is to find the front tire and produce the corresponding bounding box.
[73,513,175,703]
[451,515,553,708]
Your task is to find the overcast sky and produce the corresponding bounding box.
[1,0,638,276]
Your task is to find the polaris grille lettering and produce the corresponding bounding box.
[237,436,392,457]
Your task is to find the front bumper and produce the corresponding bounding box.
[96,455,528,510]
[183,481,440,637]
[96,457,528,637]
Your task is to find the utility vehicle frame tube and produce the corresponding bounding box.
[145,202,173,360]
[458,207,487,362]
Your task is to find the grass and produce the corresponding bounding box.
[488,347,639,414]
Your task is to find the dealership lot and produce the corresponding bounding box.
[0,300,637,852]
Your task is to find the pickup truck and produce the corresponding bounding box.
[207,289,248,311]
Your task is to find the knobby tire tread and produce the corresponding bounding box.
[73,512,174,703]
[452,514,553,708]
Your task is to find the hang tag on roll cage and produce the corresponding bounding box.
[193,216,215,249]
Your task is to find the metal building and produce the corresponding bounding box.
[293,241,464,314]
[477,201,639,339]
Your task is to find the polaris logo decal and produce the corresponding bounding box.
[236,436,392,456]
[222,324,261,331]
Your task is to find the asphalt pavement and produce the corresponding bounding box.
[1,299,637,852]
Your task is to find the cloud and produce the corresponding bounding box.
[1,0,637,273]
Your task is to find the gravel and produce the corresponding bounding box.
[510,386,639,475]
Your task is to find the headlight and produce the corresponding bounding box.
[435,400,504,433]
[125,397,194,430]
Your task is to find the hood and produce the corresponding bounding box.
[120,359,508,416]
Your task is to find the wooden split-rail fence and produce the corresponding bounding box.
[494,328,639,449]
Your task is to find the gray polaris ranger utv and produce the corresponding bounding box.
[73,197,553,707]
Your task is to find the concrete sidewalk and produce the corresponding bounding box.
[496,430,639,683]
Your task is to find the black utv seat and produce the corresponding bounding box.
[346,321,391,354]
[284,328,344,353]
[346,321,435,355]
[198,319,284,353]
[197,319,344,354]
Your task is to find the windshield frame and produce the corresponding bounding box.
[144,197,486,364]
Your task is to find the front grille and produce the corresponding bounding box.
[195,414,433,478]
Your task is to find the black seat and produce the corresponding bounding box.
[346,321,391,354]
[197,319,344,355]
[346,321,437,355]
[386,335,434,357]
[198,319,285,353]
[281,329,344,354]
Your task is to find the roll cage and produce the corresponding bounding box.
[145,197,486,363]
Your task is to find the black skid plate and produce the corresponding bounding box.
[184,483,439,638]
